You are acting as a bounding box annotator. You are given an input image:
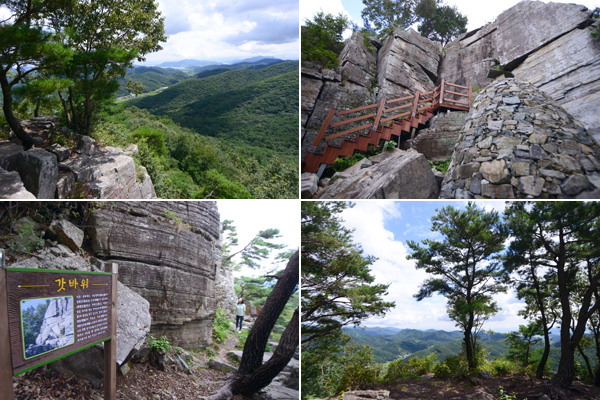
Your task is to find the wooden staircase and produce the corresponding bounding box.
[304,80,472,174]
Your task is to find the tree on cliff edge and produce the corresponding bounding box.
[207,250,299,400]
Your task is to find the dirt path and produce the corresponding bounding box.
[12,330,249,400]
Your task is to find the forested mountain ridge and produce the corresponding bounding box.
[116,67,190,97]
[128,61,299,160]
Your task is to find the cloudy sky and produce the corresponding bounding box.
[145,0,299,64]
[301,0,600,32]
[217,200,300,277]
[338,200,529,333]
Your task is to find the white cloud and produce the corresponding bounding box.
[144,0,299,64]
[338,200,526,333]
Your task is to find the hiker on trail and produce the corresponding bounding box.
[236,298,246,332]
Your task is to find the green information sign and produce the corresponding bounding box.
[0,252,118,400]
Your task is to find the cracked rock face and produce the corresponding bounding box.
[440,78,600,199]
[89,201,221,347]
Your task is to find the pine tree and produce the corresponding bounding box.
[408,202,508,371]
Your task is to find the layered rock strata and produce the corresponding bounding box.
[89,201,221,347]
[302,0,600,165]
[440,79,600,199]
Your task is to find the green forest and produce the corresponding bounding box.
[0,1,298,199]
[301,201,600,400]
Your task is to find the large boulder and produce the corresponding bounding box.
[0,167,36,199]
[318,149,440,199]
[88,202,221,347]
[14,148,58,198]
[405,111,467,161]
[440,78,600,199]
[440,1,599,141]
[60,147,156,199]
[48,219,84,252]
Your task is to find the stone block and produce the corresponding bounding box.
[15,148,58,198]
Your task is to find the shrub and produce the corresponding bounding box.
[212,307,233,344]
[487,358,517,376]
[333,153,366,172]
[428,158,451,173]
[433,361,451,378]
[443,354,470,379]
[146,334,172,352]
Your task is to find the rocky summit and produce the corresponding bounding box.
[302,0,600,199]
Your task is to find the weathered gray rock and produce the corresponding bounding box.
[60,148,156,199]
[378,28,440,101]
[0,141,25,170]
[441,79,600,199]
[0,167,36,199]
[89,202,220,347]
[115,281,151,364]
[56,172,75,199]
[406,112,467,161]
[301,172,319,198]
[15,148,58,198]
[318,149,440,199]
[49,219,84,252]
[47,143,71,162]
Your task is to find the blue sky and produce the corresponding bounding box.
[302,0,600,32]
[339,200,527,333]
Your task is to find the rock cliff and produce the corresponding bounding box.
[0,116,156,199]
[89,201,222,347]
[301,0,600,198]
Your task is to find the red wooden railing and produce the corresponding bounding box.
[308,80,471,152]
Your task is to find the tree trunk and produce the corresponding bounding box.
[34,101,40,118]
[553,341,577,387]
[68,87,79,132]
[58,90,71,124]
[231,309,298,396]
[207,251,299,400]
[464,328,475,371]
[538,327,551,379]
[0,70,34,149]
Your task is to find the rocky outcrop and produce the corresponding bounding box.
[89,201,221,347]
[317,149,440,199]
[302,31,378,155]
[440,79,600,198]
[377,28,441,100]
[302,0,600,180]
[440,1,600,141]
[0,116,157,199]
[405,111,467,161]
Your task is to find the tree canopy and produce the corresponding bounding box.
[503,201,600,391]
[0,0,166,144]
[301,11,349,68]
[301,201,394,344]
[360,0,467,44]
[408,202,508,371]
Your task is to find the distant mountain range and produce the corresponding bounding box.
[126,61,299,162]
[152,56,280,69]
[343,326,589,371]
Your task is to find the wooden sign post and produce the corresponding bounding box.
[0,250,117,399]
